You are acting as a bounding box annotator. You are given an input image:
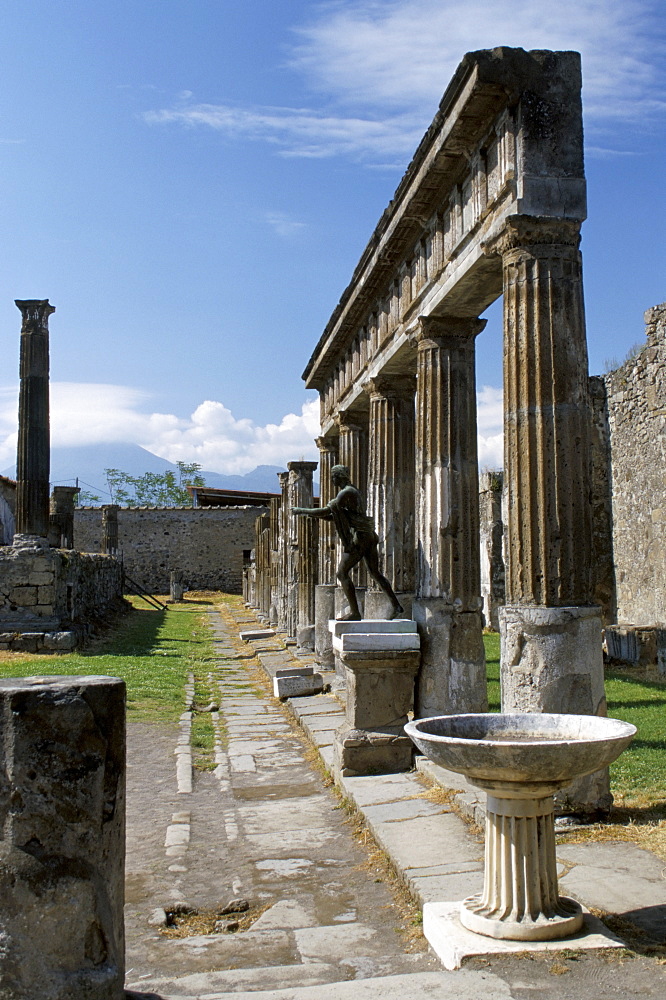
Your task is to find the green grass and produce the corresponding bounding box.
[0,597,215,723]
[483,632,666,805]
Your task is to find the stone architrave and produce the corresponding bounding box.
[412,316,487,718]
[287,461,318,642]
[364,375,416,618]
[0,675,126,1000]
[485,215,608,815]
[314,436,339,668]
[101,505,120,555]
[48,485,80,549]
[335,412,369,598]
[14,299,55,543]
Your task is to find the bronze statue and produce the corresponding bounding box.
[292,464,404,621]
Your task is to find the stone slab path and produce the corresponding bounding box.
[125,601,666,1000]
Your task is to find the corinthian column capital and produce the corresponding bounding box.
[483,215,581,260]
[15,299,56,333]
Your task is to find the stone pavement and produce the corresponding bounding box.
[125,602,666,1000]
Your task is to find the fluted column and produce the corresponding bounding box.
[336,412,369,593]
[412,315,487,717]
[15,300,55,543]
[277,472,290,631]
[485,215,608,816]
[316,435,339,586]
[315,435,339,667]
[365,375,416,607]
[287,461,318,642]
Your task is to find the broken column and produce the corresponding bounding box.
[487,215,608,815]
[14,299,55,545]
[479,471,505,631]
[0,675,126,999]
[412,315,487,717]
[364,375,416,618]
[48,485,80,548]
[336,411,369,609]
[101,505,119,555]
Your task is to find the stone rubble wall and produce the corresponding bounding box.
[0,477,16,545]
[600,304,666,627]
[74,505,264,595]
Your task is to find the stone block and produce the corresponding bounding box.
[38,585,55,603]
[0,675,126,999]
[273,673,324,700]
[335,724,414,777]
[330,618,417,636]
[333,631,419,652]
[28,571,54,586]
[9,585,38,606]
[43,631,77,651]
[274,664,314,677]
[11,633,43,653]
[240,628,276,641]
[341,649,420,731]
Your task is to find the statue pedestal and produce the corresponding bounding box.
[330,620,420,777]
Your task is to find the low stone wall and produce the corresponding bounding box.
[0,543,123,651]
[74,505,264,595]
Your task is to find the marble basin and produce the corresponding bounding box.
[405,712,636,942]
[405,712,636,793]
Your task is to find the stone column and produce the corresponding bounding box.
[315,435,339,668]
[14,299,55,544]
[336,412,369,603]
[486,215,608,815]
[101,505,119,555]
[287,461,318,642]
[48,485,80,549]
[269,495,281,625]
[364,375,416,618]
[276,472,290,631]
[479,471,505,631]
[412,315,487,717]
[0,675,126,1000]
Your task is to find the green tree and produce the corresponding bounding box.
[104,462,205,507]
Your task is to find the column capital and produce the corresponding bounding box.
[362,373,416,401]
[483,215,581,259]
[287,461,318,475]
[335,411,365,434]
[315,434,339,453]
[412,315,486,350]
[15,299,55,333]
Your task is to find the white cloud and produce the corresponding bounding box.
[0,381,503,474]
[143,0,665,161]
[0,383,321,475]
[265,211,308,237]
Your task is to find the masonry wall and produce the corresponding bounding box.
[74,505,264,595]
[0,477,16,545]
[600,303,666,626]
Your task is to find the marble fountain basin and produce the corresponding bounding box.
[405,712,637,942]
[405,712,636,793]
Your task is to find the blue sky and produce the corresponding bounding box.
[1,0,664,476]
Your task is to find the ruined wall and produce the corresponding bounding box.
[74,505,264,594]
[601,304,666,626]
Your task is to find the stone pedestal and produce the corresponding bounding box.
[413,598,487,718]
[500,605,610,815]
[0,675,126,1000]
[48,485,80,549]
[332,620,420,776]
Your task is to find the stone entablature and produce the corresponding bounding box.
[304,48,585,431]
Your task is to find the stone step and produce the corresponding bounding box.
[127,968,502,999]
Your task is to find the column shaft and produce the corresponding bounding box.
[15,300,55,540]
[287,461,318,639]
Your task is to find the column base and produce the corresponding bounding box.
[335,723,414,777]
[412,599,486,717]
[499,605,610,816]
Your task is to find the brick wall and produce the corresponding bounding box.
[73,505,265,595]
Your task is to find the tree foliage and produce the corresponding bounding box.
[104,462,205,507]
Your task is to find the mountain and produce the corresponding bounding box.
[2,447,297,500]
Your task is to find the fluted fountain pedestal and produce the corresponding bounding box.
[405,712,636,961]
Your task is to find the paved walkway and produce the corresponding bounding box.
[125,601,666,1000]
